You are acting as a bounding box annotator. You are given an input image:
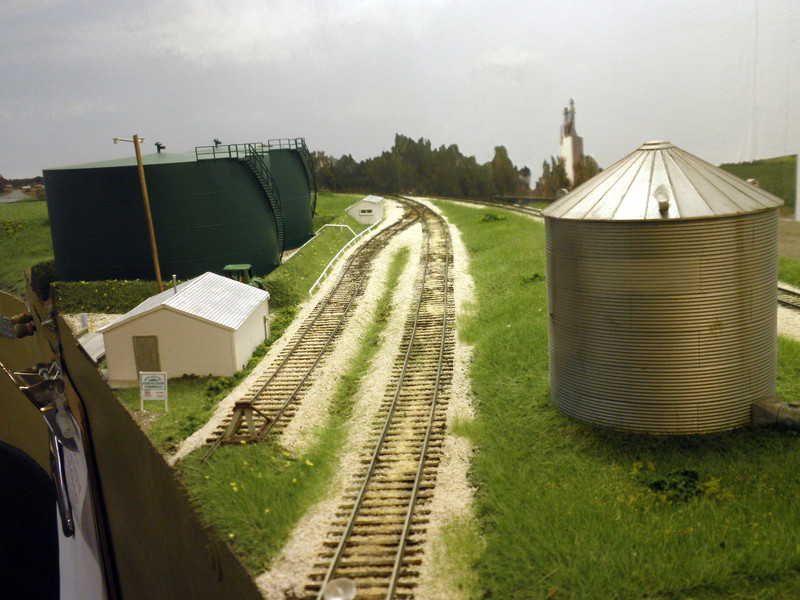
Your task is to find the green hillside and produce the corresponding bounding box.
[719,154,797,214]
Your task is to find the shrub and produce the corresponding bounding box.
[53,279,166,313]
[30,260,56,301]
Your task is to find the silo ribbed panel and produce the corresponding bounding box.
[545,209,779,434]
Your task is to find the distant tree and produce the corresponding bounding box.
[490,145,519,196]
[572,154,600,189]
[533,156,570,198]
[519,166,532,190]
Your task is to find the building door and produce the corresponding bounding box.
[132,336,161,373]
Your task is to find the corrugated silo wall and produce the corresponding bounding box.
[43,159,281,282]
[268,149,313,249]
[545,209,779,434]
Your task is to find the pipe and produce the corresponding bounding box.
[752,399,800,428]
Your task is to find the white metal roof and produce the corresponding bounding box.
[346,195,383,210]
[101,272,269,332]
[542,141,784,221]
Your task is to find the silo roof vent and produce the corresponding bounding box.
[542,141,784,221]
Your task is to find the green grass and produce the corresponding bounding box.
[436,201,800,600]
[720,155,797,214]
[114,375,221,451]
[178,246,411,571]
[779,256,800,288]
[0,200,52,297]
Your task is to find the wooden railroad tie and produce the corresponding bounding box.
[221,400,271,444]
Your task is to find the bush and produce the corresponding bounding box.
[1,219,23,237]
[53,279,167,313]
[30,260,56,301]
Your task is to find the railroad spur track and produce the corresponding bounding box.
[202,198,425,459]
[778,285,800,312]
[303,200,455,600]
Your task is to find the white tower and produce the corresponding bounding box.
[558,98,583,185]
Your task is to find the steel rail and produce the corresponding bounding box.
[385,219,450,600]
[202,200,422,460]
[447,196,543,218]
[315,207,437,599]
[778,285,800,311]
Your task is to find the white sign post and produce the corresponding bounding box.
[139,371,168,412]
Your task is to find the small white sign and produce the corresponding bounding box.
[139,371,168,411]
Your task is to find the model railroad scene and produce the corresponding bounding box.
[2,122,800,600]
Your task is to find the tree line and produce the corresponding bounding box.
[312,134,529,200]
[312,134,599,201]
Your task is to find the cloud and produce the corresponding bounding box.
[474,46,543,71]
[2,0,446,67]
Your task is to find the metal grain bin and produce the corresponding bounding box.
[542,141,783,434]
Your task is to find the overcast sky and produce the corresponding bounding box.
[1,0,798,178]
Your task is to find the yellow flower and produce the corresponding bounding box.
[305,459,314,467]
[228,533,235,539]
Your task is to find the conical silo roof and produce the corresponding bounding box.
[542,141,784,221]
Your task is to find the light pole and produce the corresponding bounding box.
[113,134,163,292]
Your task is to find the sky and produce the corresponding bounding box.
[1,0,798,178]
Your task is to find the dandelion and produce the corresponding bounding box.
[305,459,314,467]
[228,533,235,539]
[292,478,297,483]
[264,508,270,514]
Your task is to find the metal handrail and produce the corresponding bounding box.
[195,143,270,160]
[264,138,305,151]
[284,224,358,264]
[308,220,380,296]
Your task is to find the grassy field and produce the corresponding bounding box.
[720,155,797,215]
[0,199,52,297]
[437,201,800,600]
[779,257,800,288]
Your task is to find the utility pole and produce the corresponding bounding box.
[114,134,163,292]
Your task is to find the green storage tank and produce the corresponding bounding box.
[43,151,282,282]
[264,140,316,249]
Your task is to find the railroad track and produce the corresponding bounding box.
[304,200,455,600]
[448,196,543,218]
[778,285,800,311]
[202,199,424,458]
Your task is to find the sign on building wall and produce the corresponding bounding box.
[139,371,168,411]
